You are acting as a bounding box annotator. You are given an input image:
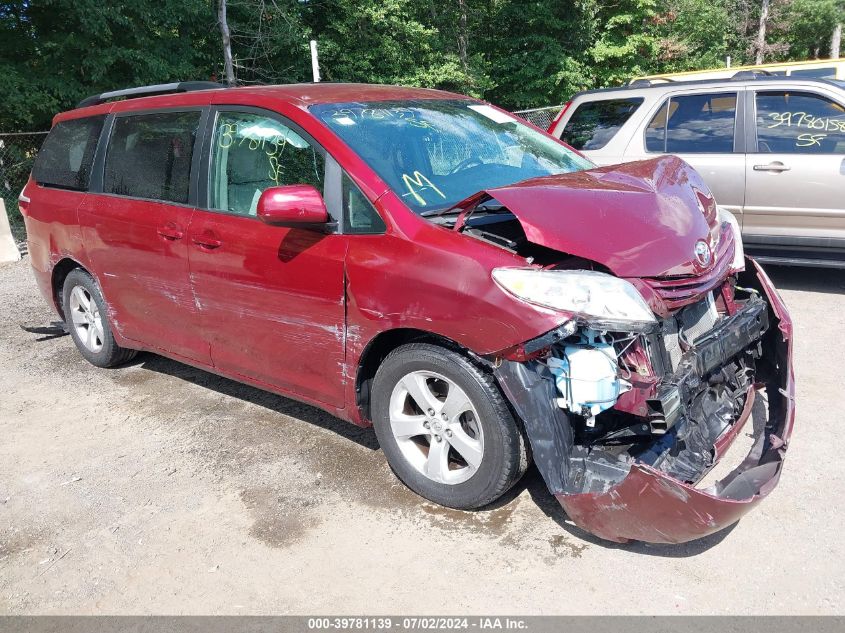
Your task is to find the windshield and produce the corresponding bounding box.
[310,100,593,214]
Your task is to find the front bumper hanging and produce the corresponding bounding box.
[495,260,794,544]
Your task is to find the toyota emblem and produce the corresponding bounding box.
[694,240,712,267]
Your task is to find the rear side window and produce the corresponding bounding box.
[104,111,201,204]
[32,116,104,191]
[645,93,737,153]
[755,91,845,154]
[560,98,643,150]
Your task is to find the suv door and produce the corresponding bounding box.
[743,87,845,253]
[79,109,211,363]
[187,108,347,406]
[624,89,746,219]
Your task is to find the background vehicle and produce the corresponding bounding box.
[548,74,845,268]
[21,82,793,544]
[634,58,845,82]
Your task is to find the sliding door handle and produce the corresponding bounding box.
[753,162,791,172]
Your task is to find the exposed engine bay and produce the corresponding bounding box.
[495,280,769,494]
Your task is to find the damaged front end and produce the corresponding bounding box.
[495,260,793,544]
[440,157,794,543]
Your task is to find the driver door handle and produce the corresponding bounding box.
[192,231,223,250]
[753,161,791,172]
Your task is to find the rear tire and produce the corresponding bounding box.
[372,343,527,510]
[62,269,137,368]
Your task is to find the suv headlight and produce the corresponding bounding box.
[492,268,657,332]
[717,207,745,272]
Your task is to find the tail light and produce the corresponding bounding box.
[547,101,572,135]
[18,187,31,216]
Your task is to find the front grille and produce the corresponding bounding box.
[680,291,719,342]
[660,292,721,372]
[643,231,734,311]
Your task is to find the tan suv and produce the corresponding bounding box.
[548,74,845,268]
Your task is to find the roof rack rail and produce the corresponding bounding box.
[731,69,774,80]
[625,77,675,87]
[77,81,225,109]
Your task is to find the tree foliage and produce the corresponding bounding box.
[1,0,842,130]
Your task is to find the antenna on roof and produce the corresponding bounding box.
[77,81,225,109]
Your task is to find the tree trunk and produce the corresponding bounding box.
[218,0,236,86]
[833,23,842,59]
[456,0,469,72]
[755,0,770,65]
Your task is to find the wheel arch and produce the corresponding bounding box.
[355,328,473,423]
[51,257,89,320]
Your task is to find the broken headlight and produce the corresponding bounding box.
[492,268,657,332]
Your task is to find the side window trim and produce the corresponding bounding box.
[323,154,343,228]
[746,88,760,155]
[734,89,747,154]
[643,90,741,154]
[97,106,209,207]
[199,105,333,224]
[88,113,114,193]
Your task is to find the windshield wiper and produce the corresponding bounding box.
[420,206,460,217]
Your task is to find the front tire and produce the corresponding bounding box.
[372,343,527,510]
[62,269,137,368]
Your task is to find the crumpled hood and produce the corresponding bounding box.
[478,156,719,278]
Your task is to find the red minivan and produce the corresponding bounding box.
[20,82,795,544]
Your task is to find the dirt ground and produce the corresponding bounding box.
[1,254,843,615]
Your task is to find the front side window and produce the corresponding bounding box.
[104,111,201,203]
[209,111,325,217]
[560,98,643,150]
[343,173,385,234]
[645,93,737,153]
[310,100,592,215]
[755,91,845,154]
[33,116,105,191]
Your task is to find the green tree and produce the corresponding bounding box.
[775,0,845,59]
[588,0,662,85]
[0,0,218,130]
[482,0,595,109]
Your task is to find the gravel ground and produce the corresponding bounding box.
[0,255,843,615]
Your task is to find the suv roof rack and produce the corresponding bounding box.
[78,81,225,109]
[731,69,775,80]
[625,77,675,87]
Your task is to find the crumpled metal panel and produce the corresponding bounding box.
[559,260,794,543]
[499,258,794,544]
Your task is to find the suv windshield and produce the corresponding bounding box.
[310,100,592,214]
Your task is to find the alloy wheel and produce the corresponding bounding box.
[388,370,484,485]
[68,285,104,353]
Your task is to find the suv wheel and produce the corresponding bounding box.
[371,343,527,510]
[62,269,137,368]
